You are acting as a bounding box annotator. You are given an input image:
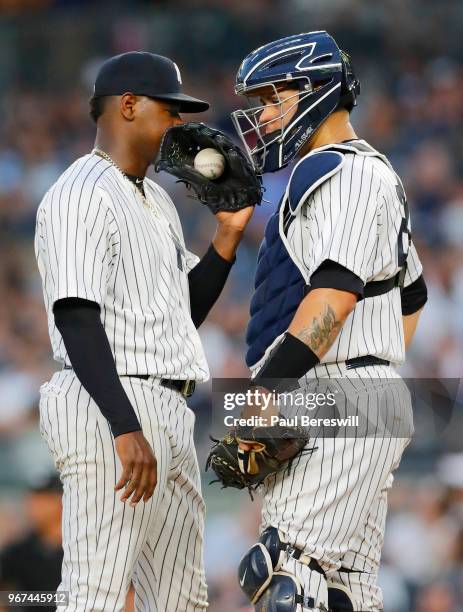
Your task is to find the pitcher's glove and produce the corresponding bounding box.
[155,122,263,213]
[206,422,313,498]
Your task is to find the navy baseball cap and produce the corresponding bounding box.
[93,51,209,113]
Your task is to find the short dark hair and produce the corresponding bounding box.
[89,96,107,123]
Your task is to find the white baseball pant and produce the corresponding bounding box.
[261,364,413,611]
[39,370,207,612]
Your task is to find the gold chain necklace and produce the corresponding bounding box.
[92,148,159,218]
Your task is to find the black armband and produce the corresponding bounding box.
[310,259,364,296]
[401,274,428,315]
[251,332,320,392]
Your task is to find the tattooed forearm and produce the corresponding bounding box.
[296,304,343,354]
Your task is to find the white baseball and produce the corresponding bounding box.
[194,148,226,180]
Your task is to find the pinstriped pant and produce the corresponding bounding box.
[260,364,413,611]
[39,370,207,612]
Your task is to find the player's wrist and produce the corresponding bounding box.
[212,224,243,261]
[215,220,245,238]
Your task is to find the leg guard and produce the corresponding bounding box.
[327,582,355,612]
[238,527,327,611]
[254,571,319,612]
[238,543,274,604]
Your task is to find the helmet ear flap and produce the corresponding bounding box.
[339,50,360,111]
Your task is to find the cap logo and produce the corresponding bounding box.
[173,62,182,85]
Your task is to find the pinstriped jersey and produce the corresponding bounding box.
[34,153,210,381]
[256,140,422,370]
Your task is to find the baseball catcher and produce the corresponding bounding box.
[207,30,427,612]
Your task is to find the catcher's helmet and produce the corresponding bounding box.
[231,31,360,173]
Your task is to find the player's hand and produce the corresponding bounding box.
[114,430,157,507]
[215,205,255,232]
[238,386,279,451]
[212,211,254,261]
[238,441,256,451]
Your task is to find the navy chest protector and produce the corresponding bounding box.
[245,143,407,368]
[245,207,306,368]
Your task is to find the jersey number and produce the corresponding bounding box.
[395,182,410,269]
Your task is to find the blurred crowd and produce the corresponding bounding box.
[0,0,462,610]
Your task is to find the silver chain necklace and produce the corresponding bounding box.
[92,148,159,217]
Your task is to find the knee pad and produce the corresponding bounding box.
[259,526,287,570]
[238,542,273,604]
[238,527,325,611]
[237,527,287,603]
[327,582,355,612]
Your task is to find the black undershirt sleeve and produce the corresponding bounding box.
[53,298,141,438]
[401,274,428,315]
[188,243,235,328]
[309,259,364,296]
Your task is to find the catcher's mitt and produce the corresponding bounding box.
[206,423,314,498]
[155,122,263,213]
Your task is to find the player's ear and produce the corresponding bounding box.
[119,92,137,121]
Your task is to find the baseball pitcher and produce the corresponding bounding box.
[34,51,260,611]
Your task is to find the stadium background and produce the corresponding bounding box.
[0,0,462,610]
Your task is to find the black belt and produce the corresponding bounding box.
[345,355,390,370]
[62,366,196,398]
[119,375,196,398]
[159,377,196,398]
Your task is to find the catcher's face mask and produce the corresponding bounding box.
[231,82,306,174]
